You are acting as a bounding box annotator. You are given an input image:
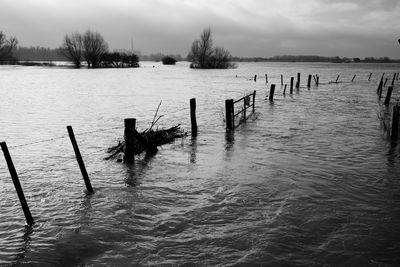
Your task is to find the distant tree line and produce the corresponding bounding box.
[232,55,400,63]
[188,28,234,69]
[140,53,182,62]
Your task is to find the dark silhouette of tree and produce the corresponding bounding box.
[101,52,139,68]
[188,28,234,69]
[83,30,108,68]
[0,31,18,62]
[60,32,83,67]
[162,56,176,65]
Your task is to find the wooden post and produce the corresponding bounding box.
[384,86,393,105]
[335,75,340,83]
[124,118,136,163]
[281,74,283,86]
[351,75,356,82]
[391,104,400,140]
[243,98,246,122]
[283,84,287,95]
[368,73,372,81]
[0,142,34,226]
[316,75,319,86]
[265,74,268,83]
[307,74,311,88]
[296,73,300,88]
[190,98,197,136]
[67,126,94,193]
[377,79,383,95]
[290,77,294,94]
[391,73,396,86]
[225,99,234,130]
[269,84,276,101]
[254,74,257,82]
[252,90,256,114]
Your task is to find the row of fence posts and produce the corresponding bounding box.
[1,96,203,225]
[3,71,399,225]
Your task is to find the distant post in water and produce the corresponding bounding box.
[283,84,287,95]
[316,75,319,86]
[225,99,234,130]
[67,126,94,193]
[335,75,340,83]
[0,142,34,226]
[254,74,257,82]
[307,74,312,88]
[296,73,300,88]
[391,104,400,140]
[368,73,372,81]
[252,90,256,114]
[290,77,294,94]
[384,86,393,105]
[351,75,356,82]
[377,79,383,95]
[265,74,268,83]
[269,84,276,101]
[281,74,283,86]
[391,73,396,86]
[190,98,198,136]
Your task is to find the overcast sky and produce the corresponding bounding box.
[1,0,399,58]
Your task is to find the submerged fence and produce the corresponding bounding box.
[1,70,399,226]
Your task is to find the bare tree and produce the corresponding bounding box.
[0,31,18,61]
[82,30,108,68]
[197,27,213,68]
[60,32,83,68]
[212,46,234,69]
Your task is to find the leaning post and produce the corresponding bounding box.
[1,142,35,226]
[384,86,394,106]
[67,126,94,193]
[252,90,256,114]
[269,84,276,101]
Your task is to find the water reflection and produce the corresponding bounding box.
[189,136,197,164]
[124,155,155,186]
[224,130,235,160]
[13,225,34,265]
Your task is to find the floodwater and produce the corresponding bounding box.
[1,61,400,266]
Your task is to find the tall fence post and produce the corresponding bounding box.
[307,74,311,88]
[281,74,283,86]
[252,90,256,114]
[190,98,198,136]
[265,74,268,84]
[269,84,276,101]
[368,73,372,81]
[391,104,400,140]
[290,77,294,94]
[391,73,396,86]
[254,74,257,82]
[316,75,319,86]
[384,86,393,106]
[1,142,35,226]
[67,126,94,193]
[225,99,234,130]
[296,73,300,88]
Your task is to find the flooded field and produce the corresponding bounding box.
[1,62,400,266]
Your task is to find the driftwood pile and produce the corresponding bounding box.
[106,102,187,162]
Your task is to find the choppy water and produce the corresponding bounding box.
[1,62,400,266]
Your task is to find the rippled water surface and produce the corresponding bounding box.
[1,62,400,266]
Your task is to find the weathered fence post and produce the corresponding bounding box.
[269,84,276,101]
[391,104,400,140]
[281,74,283,86]
[0,142,34,226]
[190,98,198,136]
[124,118,136,163]
[243,98,247,122]
[67,126,94,193]
[290,77,294,94]
[391,73,396,86]
[377,79,383,95]
[252,90,256,114]
[316,75,319,86]
[296,73,300,88]
[254,74,257,82]
[225,99,234,130]
[368,73,372,81]
[265,74,268,83]
[283,84,287,95]
[307,74,312,88]
[335,75,340,83]
[378,83,383,100]
[351,75,356,82]
[384,86,393,106]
